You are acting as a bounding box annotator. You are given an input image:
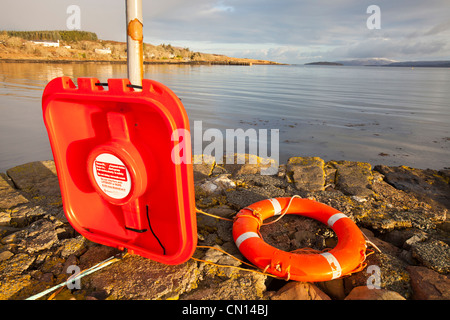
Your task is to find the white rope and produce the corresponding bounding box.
[361,231,382,253]
[262,195,302,225]
[26,255,121,300]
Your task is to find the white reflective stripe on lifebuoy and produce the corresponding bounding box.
[268,198,282,215]
[327,213,348,227]
[235,232,260,249]
[320,252,342,279]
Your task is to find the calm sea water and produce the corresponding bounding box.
[0,62,449,172]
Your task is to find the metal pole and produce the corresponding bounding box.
[126,0,143,88]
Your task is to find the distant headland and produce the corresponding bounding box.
[0,30,282,65]
[304,61,343,66]
[305,58,450,68]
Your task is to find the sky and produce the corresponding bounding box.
[0,0,449,64]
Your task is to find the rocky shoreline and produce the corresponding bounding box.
[0,58,281,66]
[0,156,449,300]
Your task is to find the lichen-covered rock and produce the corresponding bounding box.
[25,219,59,254]
[6,160,60,198]
[85,255,199,300]
[352,171,446,231]
[9,205,45,228]
[192,154,215,182]
[286,157,325,192]
[329,160,374,197]
[225,188,273,209]
[411,239,450,274]
[220,153,278,177]
[0,274,33,300]
[0,253,35,278]
[59,236,87,259]
[180,271,267,300]
[0,173,29,209]
[375,165,450,209]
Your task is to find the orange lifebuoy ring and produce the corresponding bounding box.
[232,197,367,282]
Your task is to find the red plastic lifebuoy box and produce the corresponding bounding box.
[42,77,197,265]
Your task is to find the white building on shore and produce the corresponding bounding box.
[95,48,112,54]
[31,40,60,47]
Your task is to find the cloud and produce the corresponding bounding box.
[225,45,332,64]
[0,0,125,40]
[0,0,449,63]
[143,0,450,62]
[145,0,365,46]
[424,21,450,36]
[328,36,449,62]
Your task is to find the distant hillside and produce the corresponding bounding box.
[335,58,397,66]
[305,58,450,68]
[305,61,343,66]
[0,30,280,65]
[305,58,396,66]
[385,60,450,68]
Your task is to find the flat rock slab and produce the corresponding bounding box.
[411,239,450,274]
[286,157,325,192]
[345,286,406,300]
[328,160,374,197]
[0,174,29,210]
[406,266,450,300]
[270,281,331,300]
[6,161,60,198]
[85,255,199,300]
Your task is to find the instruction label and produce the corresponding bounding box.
[93,153,131,199]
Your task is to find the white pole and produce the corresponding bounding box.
[126,0,143,88]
